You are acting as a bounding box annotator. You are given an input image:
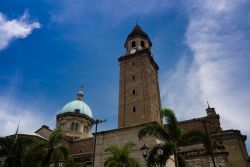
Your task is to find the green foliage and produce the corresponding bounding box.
[64,158,86,167]
[139,108,207,167]
[0,129,84,167]
[0,136,34,167]
[146,143,174,167]
[24,129,69,167]
[104,141,139,167]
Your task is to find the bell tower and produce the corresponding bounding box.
[118,25,162,128]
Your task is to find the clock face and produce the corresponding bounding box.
[130,48,136,54]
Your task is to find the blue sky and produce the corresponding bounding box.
[0,0,250,151]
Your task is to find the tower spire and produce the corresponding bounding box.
[76,85,84,101]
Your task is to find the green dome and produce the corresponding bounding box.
[61,100,93,118]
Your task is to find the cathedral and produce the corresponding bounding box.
[2,25,250,167]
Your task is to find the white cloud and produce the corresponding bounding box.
[0,10,40,50]
[161,0,250,136]
[0,73,53,136]
[0,96,48,136]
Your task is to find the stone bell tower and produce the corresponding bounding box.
[118,24,162,128]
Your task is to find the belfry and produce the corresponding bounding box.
[118,24,162,128]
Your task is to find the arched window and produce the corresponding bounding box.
[141,40,145,47]
[75,123,79,131]
[132,41,136,48]
[71,122,75,131]
[133,90,135,95]
[132,75,135,80]
[60,122,65,129]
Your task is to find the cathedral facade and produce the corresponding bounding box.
[2,25,249,167]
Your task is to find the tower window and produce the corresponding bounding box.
[132,62,135,66]
[132,41,136,48]
[132,75,135,80]
[133,106,136,112]
[71,122,75,131]
[141,40,145,47]
[133,90,135,95]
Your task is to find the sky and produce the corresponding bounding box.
[0,0,250,151]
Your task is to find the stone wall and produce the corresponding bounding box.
[94,123,175,167]
[35,125,52,139]
[69,137,94,155]
[177,114,221,134]
[212,130,250,167]
[118,49,162,128]
[185,153,228,167]
[178,142,229,167]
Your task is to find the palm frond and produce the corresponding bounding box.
[138,123,170,141]
[48,129,64,147]
[104,157,117,167]
[54,143,69,159]
[105,144,120,157]
[127,158,139,167]
[147,143,174,167]
[104,142,138,167]
[161,108,181,141]
[121,141,135,157]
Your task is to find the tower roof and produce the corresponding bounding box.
[124,24,152,47]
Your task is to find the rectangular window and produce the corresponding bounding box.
[133,106,136,112]
[75,123,79,131]
[71,122,75,131]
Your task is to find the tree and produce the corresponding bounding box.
[138,108,207,167]
[24,129,69,167]
[64,158,86,167]
[104,141,139,167]
[0,136,34,167]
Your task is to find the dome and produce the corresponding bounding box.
[61,100,93,118]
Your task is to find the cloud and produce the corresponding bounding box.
[0,73,53,137]
[0,10,40,50]
[0,96,47,136]
[161,0,250,136]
